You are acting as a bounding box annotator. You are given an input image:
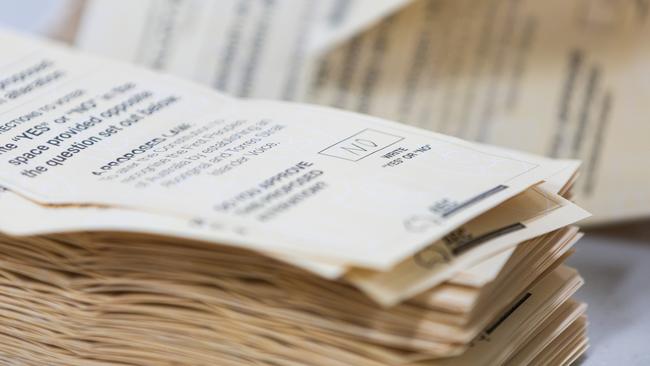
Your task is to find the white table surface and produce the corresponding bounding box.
[1,3,649,364]
[568,222,650,365]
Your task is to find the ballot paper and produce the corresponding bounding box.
[418,227,583,314]
[346,188,588,305]
[76,0,650,223]
[413,266,586,366]
[75,0,412,99]
[0,28,571,269]
[0,153,582,290]
[0,227,587,364]
[0,179,587,304]
[0,29,591,365]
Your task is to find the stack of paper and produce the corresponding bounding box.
[0,30,589,365]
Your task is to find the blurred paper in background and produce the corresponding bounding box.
[75,0,650,224]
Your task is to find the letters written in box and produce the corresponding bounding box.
[319,129,404,162]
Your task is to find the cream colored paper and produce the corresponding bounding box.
[0,223,584,364]
[0,157,581,288]
[76,0,649,223]
[0,179,586,304]
[0,29,566,270]
[0,187,344,279]
[76,0,411,101]
[346,188,588,306]
[414,226,582,314]
[422,228,583,315]
[411,265,585,365]
[506,305,587,366]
